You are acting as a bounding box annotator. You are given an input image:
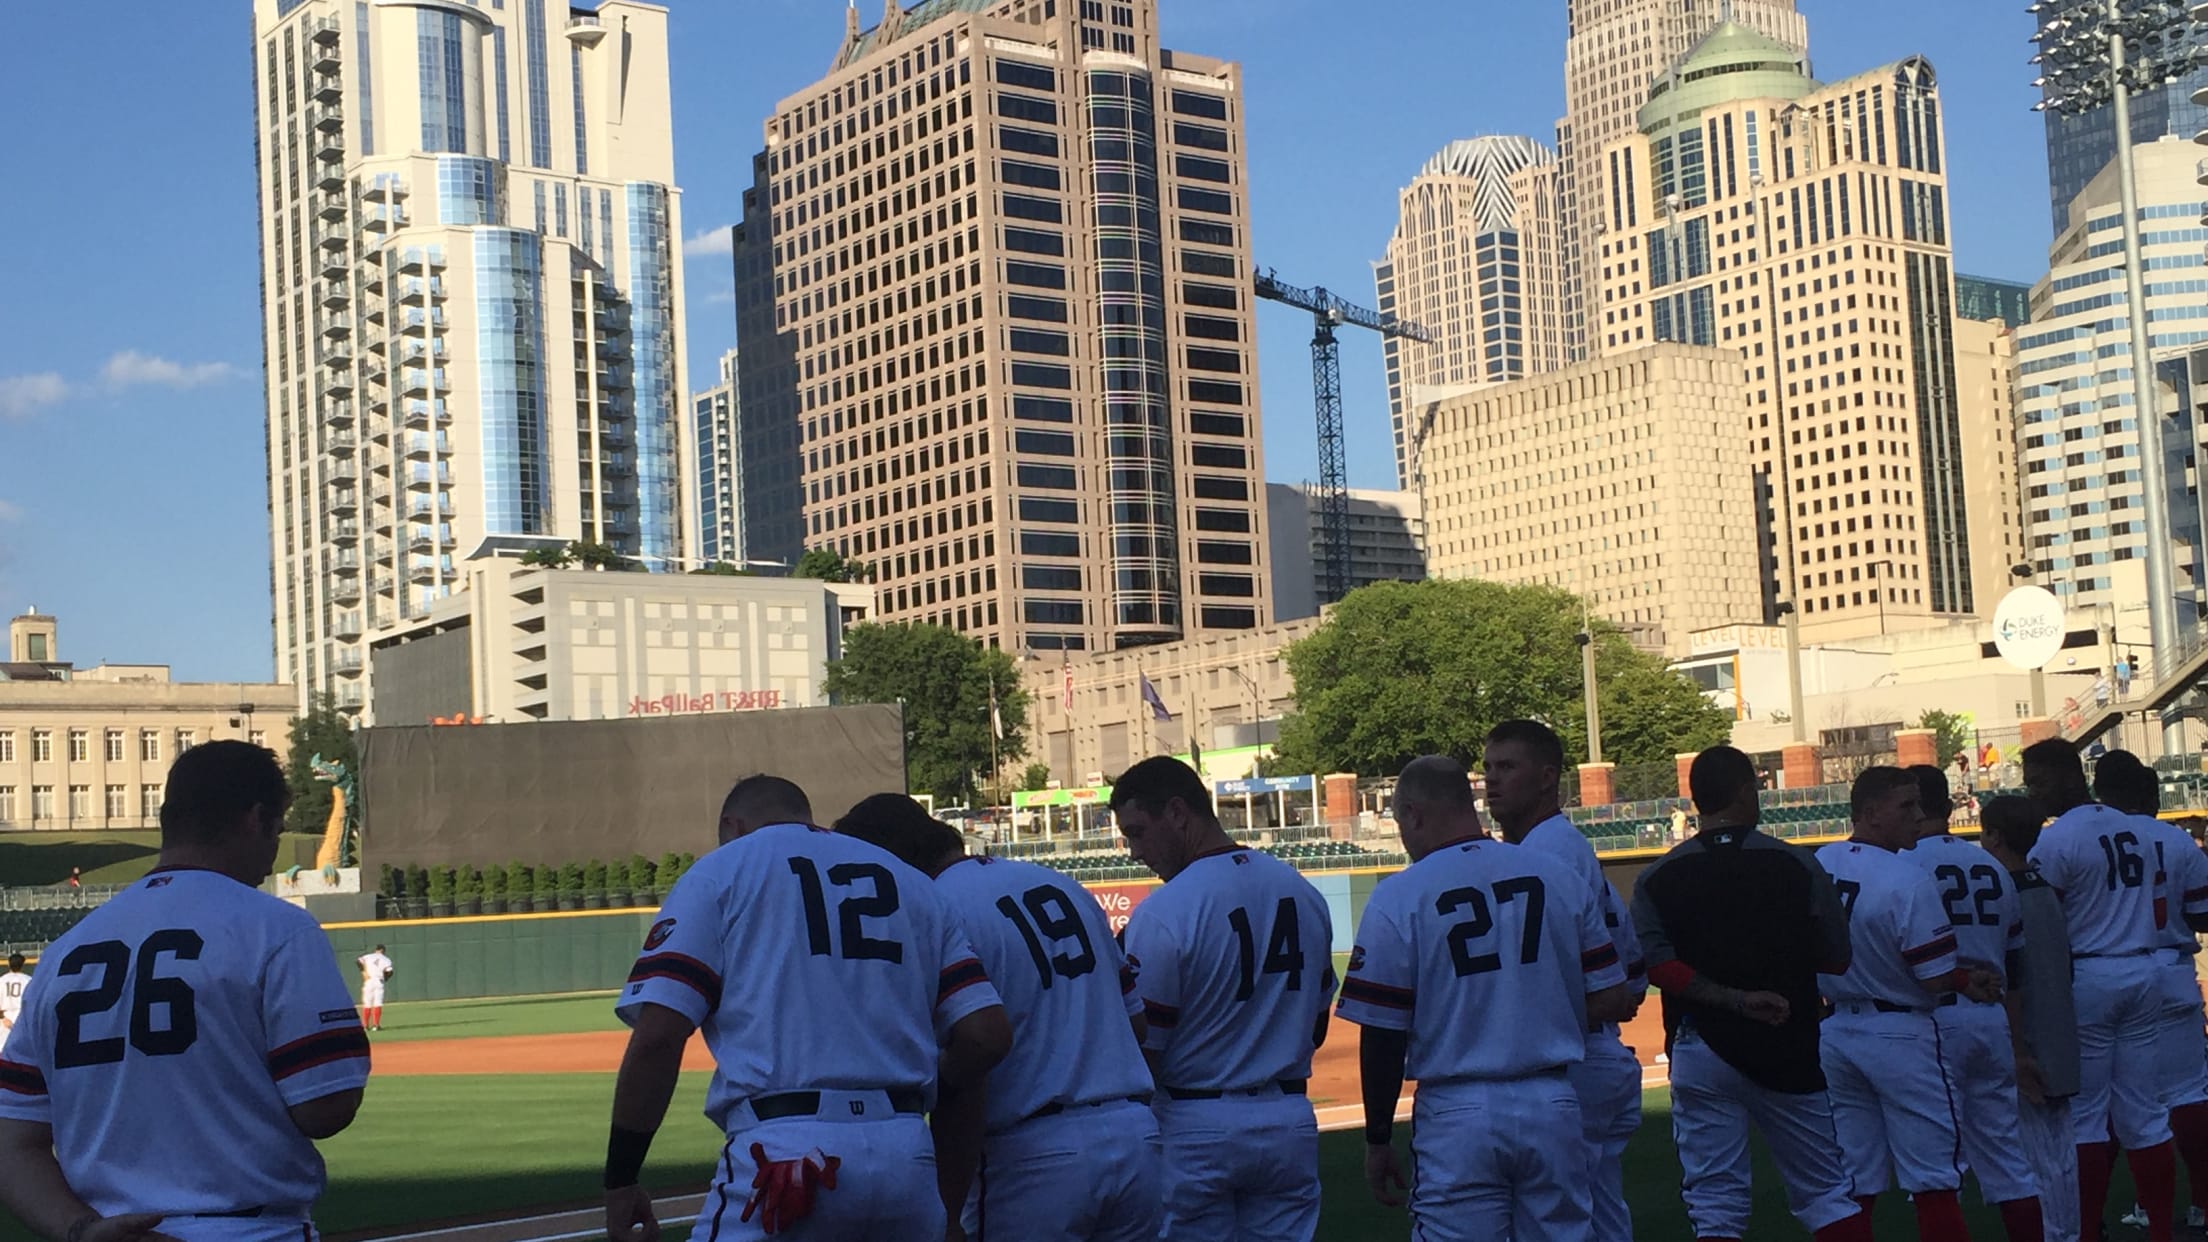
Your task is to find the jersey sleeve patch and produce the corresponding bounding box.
[1901,933,1957,967]
[643,918,678,951]
[0,1059,47,1097]
[268,1027,371,1081]
[626,952,724,1010]
[1338,978,1414,1011]
[937,957,989,1004]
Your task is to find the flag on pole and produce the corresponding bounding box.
[1060,658,1074,712]
[1139,674,1171,723]
[990,682,1004,740]
[1189,727,1204,774]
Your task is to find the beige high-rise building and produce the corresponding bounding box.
[252,0,691,714]
[732,0,1270,655]
[1559,0,1806,362]
[1954,317,2027,617]
[1595,28,1975,642]
[1375,137,1572,489]
[1418,345,1762,656]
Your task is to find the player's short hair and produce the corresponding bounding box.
[2020,738,2084,784]
[5,954,21,972]
[2092,749,2160,816]
[835,793,964,870]
[1483,719,1565,775]
[719,774,813,828]
[1906,764,1953,821]
[159,740,288,847]
[1108,756,1215,824]
[1849,766,1916,821]
[373,944,385,953]
[1395,755,1476,812]
[1980,795,2044,855]
[1688,746,1758,816]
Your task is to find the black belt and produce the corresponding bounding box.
[2078,949,2155,959]
[748,1088,926,1120]
[182,1208,276,1219]
[1019,1093,1152,1125]
[1165,1078,1307,1101]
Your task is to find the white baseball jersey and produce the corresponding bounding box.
[0,969,28,1056]
[1903,834,2024,981]
[617,823,1003,1132]
[0,867,370,1217]
[357,950,392,983]
[2029,803,2162,957]
[1339,837,1624,1081]
[2132,814,2208,952]
[931,855,1151,1133]
[1121,847,1335,1092]
[1815,841,1958,1008]
[1518,814,1649,1027]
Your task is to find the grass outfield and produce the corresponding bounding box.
[0,830,326,887]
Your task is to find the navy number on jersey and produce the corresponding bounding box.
[2100,831,2146,891]
[52,930,203,1068]
[1834,879,1862,919]
[1934,863,2004,927]
[1437,876,1546,976]
[1227,898,1306,1000]
[994,884,1098,988]
[787,858,905,963]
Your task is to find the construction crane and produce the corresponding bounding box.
[1253,268,1434,605]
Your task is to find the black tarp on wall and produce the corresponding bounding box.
[356,704,905,868]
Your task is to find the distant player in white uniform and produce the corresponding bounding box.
[355,946,392,1032]
[1113,756,1336,1242]
[0,740,369,1242]
[1816,765,1995,1241]
[2021,737,2181,1242]
[2090,750,2208,1232]
[1481,721,1648,1242]
[1899,765,2046,1242]
[1343,755,1634,1241]
[602,775,1011,1242]
[835,793,1159,1241]
[0,954,29,1058]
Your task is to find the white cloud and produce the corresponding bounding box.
[700,289,736,306]
[0,499,21,522]
[99,351,241,391]
[0,373,69,420]
[683,226,735,259]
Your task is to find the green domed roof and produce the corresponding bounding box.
[1639,21,1817,135]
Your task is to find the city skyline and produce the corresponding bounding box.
[0,0,2056,682]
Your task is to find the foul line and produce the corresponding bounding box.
[360,1195,707,1242]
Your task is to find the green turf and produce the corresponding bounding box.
[0,831,325,887]
[366,991,626,1042]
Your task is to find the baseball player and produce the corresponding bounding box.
[834,793,1159,1240]
[1813,766,1993,1241]
[0,953,29,1058]
[1898,765,2046,1241]
[2090,750,2208,1231]
[1633,745,1873,1242]
[602,774,1012,1242]
[2021,737,2179,1242]
[1112,756,1336,1242]
[1978,795,2084,1242]
[355,945,392,1032]
[0,740,369,1242]
[1482,721,1648,1241]
[1343,755,1634,1240]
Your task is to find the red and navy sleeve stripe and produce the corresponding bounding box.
[1119,963,1138,995]
[0,1058,47,1097]
[267,1027,371,1081]
[627,952,724,1010]
[937,957,989,1005]
[1581,941,1621,974]
[1901,934,1957,966]
[1142,999,1180,1029]
[1339,978,1414,1011]
[2186,885,2208,903]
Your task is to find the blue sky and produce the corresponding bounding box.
[0,0,2052,683]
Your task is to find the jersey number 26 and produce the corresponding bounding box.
[53,930,202,1069]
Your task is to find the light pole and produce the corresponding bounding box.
[2031,0,2199,752]
[2014,562,2051,717]
[1777,601,1807,745]
[1226,664,1264,743]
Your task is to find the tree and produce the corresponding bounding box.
[689,562,755,576]
[823,622,1028,802]
[517,544,572,569]
[1917,709,1974,767]
[793,546,875,583]
[517,541,639,571]
[1020,762,1053,791]
[1267,579,1730,778]
[283,692,359,835]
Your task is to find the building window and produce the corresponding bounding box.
[175,729,196,755]
[68,785,90,820]
[250,730,268,749]
[105,785,126,821]
[32,785,55,821]
[141,785,163,821]
[104,729,124,762]
[0,731,12,763]
[68,730,88,763]
[140,730,160,762]
[0,785,12,823]
[32,730,52,763]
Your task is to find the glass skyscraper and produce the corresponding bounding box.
[2033,0,2208,233]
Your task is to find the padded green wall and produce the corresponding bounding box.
[322,910,655,1002]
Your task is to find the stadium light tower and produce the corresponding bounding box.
[2030,0,2202,751]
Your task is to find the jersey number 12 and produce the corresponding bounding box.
[788,859,905,964]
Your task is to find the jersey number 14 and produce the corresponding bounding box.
[1227,899,1306,1001]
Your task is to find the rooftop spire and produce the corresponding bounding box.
[846,0,859,42]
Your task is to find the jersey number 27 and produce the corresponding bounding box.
[1437,877,1546,976]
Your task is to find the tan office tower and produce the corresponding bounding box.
[1559,0,1806,362]
[251,0,691,713]
[1595,28,1974,642]
[1953,317,2027,621]
[1374,136,1571,489]
[732,0,1269,654]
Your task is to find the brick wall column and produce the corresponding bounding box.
[1895,728,1938,769]
[1782,743,1821,790]
[1675,753,1698,799]
[1579,762,1617,807]
[1323,773,1357,840]
[2018,718,2059,749]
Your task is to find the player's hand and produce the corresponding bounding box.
[1737,990,1791,1026]
[1962,969,2004,1005]
[81,1215,184,1242]
[2015,1050,2048,1107]
[1364,1141,1408,1207]
[605,1184,660,1242]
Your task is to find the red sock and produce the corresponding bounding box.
[1813,1207,1875,1242]
[2079,1140,2116,1235]
[2172,1101,2208,1205]
[1912,1189,1968,1242]
[1996,1197,2044,1242]
[1855,1193,1879,1219]
[2130,1140,2178,1242]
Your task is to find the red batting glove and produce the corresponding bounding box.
[738,1143,842,1235]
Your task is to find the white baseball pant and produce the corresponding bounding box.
[2151,949,2208,1110]
[1152,1090,1318,1242]
[687,1108,941,1242]
[1566,1037,1642,1242]
[2070,954,2173,1148]
[963,1100,1160,1242]
[1932,1001,2039,1204]
[1667,1025,1863,1238]
[359,981,384,1009]
[2017,1095,2079,1242]
[1822,1004,1965,1196]
[1406,1073,1591,1242]
[138,1218,315,1242]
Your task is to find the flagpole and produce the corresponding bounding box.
[988,676,1001,807]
